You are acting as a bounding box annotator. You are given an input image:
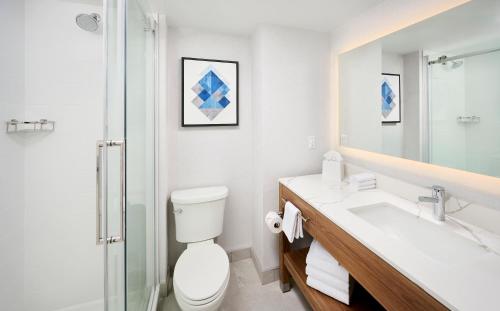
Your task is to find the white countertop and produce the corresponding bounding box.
[279,174,500,311]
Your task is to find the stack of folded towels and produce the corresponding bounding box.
[306,240,353,305]
[347,172,377,191]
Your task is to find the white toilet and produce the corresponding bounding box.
[171,186,230,311]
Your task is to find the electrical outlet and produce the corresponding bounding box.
[307,136,316,150]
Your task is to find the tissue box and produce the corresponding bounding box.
[322,159,343,187]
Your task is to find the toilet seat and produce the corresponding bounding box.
[174,242,230,307]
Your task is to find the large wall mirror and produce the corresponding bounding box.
[339,0,500,178]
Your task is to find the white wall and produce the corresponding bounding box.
[339,41,382,153]
[251,28,265,269]
[339,47,423,160]
[381,52,404,157]
[0,1,25,310]
[22,0,105,310]
[402,51,421,161]
[252,26,331,271]
[166,28,254,265]
[164,25,331,274]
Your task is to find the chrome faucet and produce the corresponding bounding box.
[418,185,446,221]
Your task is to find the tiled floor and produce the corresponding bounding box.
[159,258,311,311]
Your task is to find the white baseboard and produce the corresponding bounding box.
[227,247,252,262]
[250,248,279,285]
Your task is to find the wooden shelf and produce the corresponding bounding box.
[284,248,385,311]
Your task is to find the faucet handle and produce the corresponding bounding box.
[431,185,445,192]
[431,186,445,198]
[419,185,446,221]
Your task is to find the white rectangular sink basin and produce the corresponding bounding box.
[350,202,487,266]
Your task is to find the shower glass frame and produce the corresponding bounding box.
[123,0,159,310]
[102,0,159,310]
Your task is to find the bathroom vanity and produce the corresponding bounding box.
[278,175,500,311]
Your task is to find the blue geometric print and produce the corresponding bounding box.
[218,96,230,108]
[381,80,395,118]
[192,69,231,120]
[198,89,211,101]
[199,71,224,94]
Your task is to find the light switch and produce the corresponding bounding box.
[307,136,316,150]
[340,134,348,145]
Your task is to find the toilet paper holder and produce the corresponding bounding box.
[279,198,309,223]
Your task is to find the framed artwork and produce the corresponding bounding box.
[381,73,401,123]
[182,57,239,127]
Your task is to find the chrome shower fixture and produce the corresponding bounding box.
[438,56,463,68]
[76,13,101,32]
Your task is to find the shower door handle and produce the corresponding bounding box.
[96,141,104,244]
[96,140,126,245]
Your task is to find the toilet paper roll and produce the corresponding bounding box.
[265,211,282,234]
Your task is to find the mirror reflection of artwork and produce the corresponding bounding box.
[339,0,500,177]
[381,73,400,123]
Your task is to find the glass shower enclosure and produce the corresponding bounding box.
[0,0,158,310]
[427,48,500,177]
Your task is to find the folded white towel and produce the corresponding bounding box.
[348,183,376,192]
[347,176,376,191]
[357,184,376,190]
[308,240,337,263]
[306,265,350,294]
[282,202,303,243]
[306,276,350,305]
[351,180,376,187]
[306,258,349,281]
[306,240,349,281]
[348,173,376,183]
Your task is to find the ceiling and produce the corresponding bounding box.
[149,0,385,34]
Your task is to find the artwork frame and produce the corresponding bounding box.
[381,73,401,124]
[182,57,239,127]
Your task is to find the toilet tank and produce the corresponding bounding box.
[171,186,228,243]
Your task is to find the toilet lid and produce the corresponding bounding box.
[171,186,228,204]
[174,244,229,302]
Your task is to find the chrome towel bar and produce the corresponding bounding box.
[279,198,309,223]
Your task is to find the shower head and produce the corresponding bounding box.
[451,60,463,68]
[441,59,463,69]
[76,13,101,32]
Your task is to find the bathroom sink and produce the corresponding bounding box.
[350,203,487,265]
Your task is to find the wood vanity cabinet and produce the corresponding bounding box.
[278,183,448,311]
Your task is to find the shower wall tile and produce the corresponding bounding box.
[22,0,105,310]
[0,0,25,310]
